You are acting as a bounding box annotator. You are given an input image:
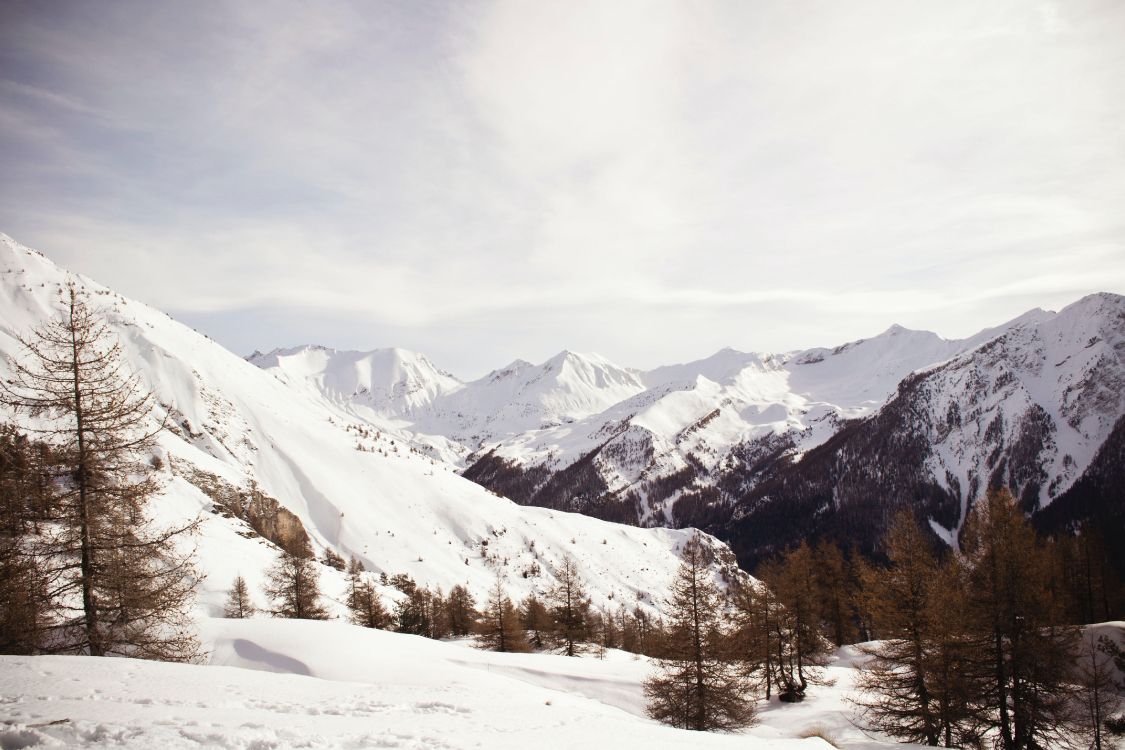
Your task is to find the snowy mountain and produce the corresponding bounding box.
[248,287,1123,569]
[723,291,1125,564]
[0,233,744,619]
[248,344,463,418]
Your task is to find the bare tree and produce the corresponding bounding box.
[348,579,390,629]
[962,488,1077,750]
[2,284,200,661]
[644,533,756,731]
[547,555,590,656]
[224,575,255,618]
[476,571,528,652]
[264,548,328,620]
[1074,633,1120,750]
[446,584,478,637]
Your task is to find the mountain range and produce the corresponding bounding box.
[3,231,1120,586]
[248,291,1125,569]
[0,233,741,617]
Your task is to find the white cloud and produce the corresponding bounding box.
[0,0,1123,375]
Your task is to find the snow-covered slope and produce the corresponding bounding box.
[248,344,463,418]
[724,292,1125,563]
[0,233,741,617]
[0,616,898,749]
[421,350,647,445]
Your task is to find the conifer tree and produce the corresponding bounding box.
[852,512,948,745]
[547,555,590,656]
[477,571,528,652]
[345,556,364,610]
[1,284,199,660]
[394,579,432,635]
[0,536,49,653]
[644,533,756,731]
[264,548,328,620]
[426,585,451,639]
[961,488,1077,750]
[1074,632,1118,750]
[348,579,389,629]
[520,593,550,650]
[446,584,478,637]
[763,541,830,700]
[733,579,780,699]
[923,556,988,747]
[813,539,857,646]
[594,604,619,654]
[224,575,255,619]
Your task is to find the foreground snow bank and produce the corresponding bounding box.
[0,618,881,749]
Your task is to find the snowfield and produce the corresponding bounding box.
[0,618,895,750]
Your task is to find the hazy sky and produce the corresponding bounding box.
[2,0,1123,378]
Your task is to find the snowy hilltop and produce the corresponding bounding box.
[0,233,742,620]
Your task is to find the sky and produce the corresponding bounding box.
[1,0,1123,379]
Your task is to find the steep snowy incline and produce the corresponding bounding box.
[0,233,742,616]
[724,292,1125,565]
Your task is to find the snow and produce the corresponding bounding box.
[0,233,743,619]
[0,617,898,749]
[244,279,1123,528]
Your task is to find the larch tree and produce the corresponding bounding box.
[520,593,551,650]
[446,584,478,637]
[224,575,255,619]
[1,284,200,661]
[852,512,946,746]
[0,533,49,653]
[1074,632,1119,750]
[644,533,756,732]
[733,578,780,700]
[764,541,830,700]
[813,539,857,647]
[922,555,988,748]
[476,571,528,652]
[264,548,328,620]
[345,556,364,610]
[547,555,590,656]
[961,488,1077,750]
[347,578,389,629]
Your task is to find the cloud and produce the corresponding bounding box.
[0,0,1123,375]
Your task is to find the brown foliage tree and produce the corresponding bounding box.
[476,572,528,652]
[852,512,985,746]
[761,541,830,700]
[644,533,756,731]
[547,555,590,656]
[2,285,200,661]
[446,584,478,637]
[961,488,1077,750]
[520,593,550,650]
[348,579,390,629]
[224,575,255,619]
[264,549,328,620]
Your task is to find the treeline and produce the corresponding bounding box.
[239,544,668,658]
[641,489,1125,750]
